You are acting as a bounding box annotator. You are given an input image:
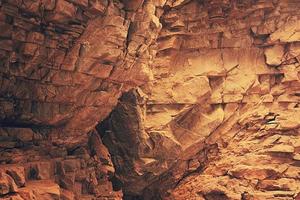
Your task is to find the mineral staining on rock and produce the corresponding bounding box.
[1,0,300,200]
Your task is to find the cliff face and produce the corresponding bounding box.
[0,0,164,199]
[0,0,168,135]
[1,0,300,200]
[98,0,300,199]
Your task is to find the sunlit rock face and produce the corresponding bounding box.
[1,0,300,200]
[99,0,300,199]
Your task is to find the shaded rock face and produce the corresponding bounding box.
[1,0,300,200]
[0,127,122,199]
[0,0,163,134]
[0,0,166,199]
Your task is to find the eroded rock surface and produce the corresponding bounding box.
[98,0,300,199]
[0,0,165,134]
[0,0,166,199]
[1,0,300,200]
[0,127,121,200]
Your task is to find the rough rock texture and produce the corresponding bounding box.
[1,0,300,200]
[98,0,300,199]
[0,0,166,199]
[0,0,164,134]
[0,127,122,200]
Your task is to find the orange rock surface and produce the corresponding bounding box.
[1,0,300,200]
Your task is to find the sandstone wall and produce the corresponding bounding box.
[0,0,167,199]
[1,0,300,200]
[0,127,121,199]
[0,0,165,134]
[100,0,300,199]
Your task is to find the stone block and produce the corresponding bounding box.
[88,0,108,16]
[63,159,81,172]
[23,43,38,56]
[0,171,18,195]
[47,0,77,22]
[27,32,45,45]
[264,44,285,66]
[2,165,25,187]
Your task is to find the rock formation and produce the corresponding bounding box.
[1,0,300,200]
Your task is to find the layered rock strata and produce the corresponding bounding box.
[1,0,300,200]
[0,0,166,199]
[0,127,121,199]
[99,0,300,199]
[0,0,164,134]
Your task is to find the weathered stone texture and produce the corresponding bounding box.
[1,0,300,200]
[0,0,165,134]
[0,1,168,199]
[0,128,121,200]
[97,0,300,199]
